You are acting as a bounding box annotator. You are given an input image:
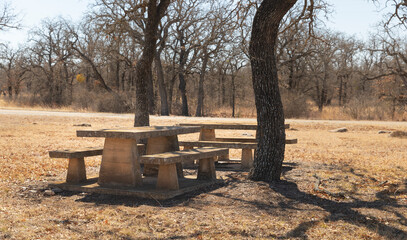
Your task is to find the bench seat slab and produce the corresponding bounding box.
[140,147,229,165]
[215,138,298,144]
[49,147,103,159]
[179,141,257,149]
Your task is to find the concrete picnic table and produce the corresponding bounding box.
[76,126,201,188]
[178,122,290,141]
[178,122,295,168]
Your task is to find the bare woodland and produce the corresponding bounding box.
[0,0,405,120]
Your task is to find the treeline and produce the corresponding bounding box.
[0,0,406,120]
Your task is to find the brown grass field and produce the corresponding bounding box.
[0,108,406,239]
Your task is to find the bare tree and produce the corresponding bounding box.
[0,1,20,32]
[248,0,298,182]
[0,45,29,98]
[164,0,205,116]
[27,18,75,105]
[195,1,237,117]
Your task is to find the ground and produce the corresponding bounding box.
[0,109,406,239]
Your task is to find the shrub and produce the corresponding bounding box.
[281,90,310,118]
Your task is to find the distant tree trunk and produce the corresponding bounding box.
[288,60,295,90]
[218,67,226,107]
[134,0,170,126]
[231,74,236,117]
[178,34,189,116]
[115,60,120,90]
[249,0,296,182]
[155,51,169,116]
[168,72,177,114]
[221,74,226,106]
[179,70,189,116]
[196,51,209,117]
[338,75,343,105]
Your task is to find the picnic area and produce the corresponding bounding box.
[1,109,406,239]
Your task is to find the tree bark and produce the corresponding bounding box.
[249,0,296,182]
[134,0,170,126]
[231,74,236,117]
[195,50,209,117]
[178,33,189,116]
[155,51,169,116]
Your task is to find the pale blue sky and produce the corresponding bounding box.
[325,0,386,39]
[0,0,91,47]
[0,0,393,48]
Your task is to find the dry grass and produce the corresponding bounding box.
[0,110,406,239]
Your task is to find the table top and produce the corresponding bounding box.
[179,123,290,130]
[77,126,201,139]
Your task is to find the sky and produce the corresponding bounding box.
[0,0,92,47]
[325,0,387,39]
[0,0,393,48]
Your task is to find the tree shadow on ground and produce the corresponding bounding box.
[209,163,407,239]
[52,163,406,239]
[272,180,406,239]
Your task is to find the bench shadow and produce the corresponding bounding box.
[69,180,227,207]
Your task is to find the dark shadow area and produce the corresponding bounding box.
[273,180,407,239]
[42,162,406,239]
[67,180,227,208]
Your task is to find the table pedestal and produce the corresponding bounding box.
[98,138,142,187]
[143,135,183,177]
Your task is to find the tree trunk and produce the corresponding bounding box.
[146,67,156,114]
[248,0,296,182]
[134,0,170,126]
[155,51,169,116]
[231,74,236,117]
[179,70,189,116]
[178,34,189,116]
[338,75,343,106]
[196,51,209,117]
[168,72,177,115]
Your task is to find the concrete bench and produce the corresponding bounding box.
[49,147,104,183]
[215,137,298,144]
[179,141,256,169]
[49,144,145,183]
[140,147,228,190]
[179,139,298,169]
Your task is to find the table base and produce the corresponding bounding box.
[49,176,221,200]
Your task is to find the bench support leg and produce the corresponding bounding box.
[198,157,216,180]
[156,164,179,190]
[66,157,87,183]
[182,146,195,167]
[218,152,230,161]
[144,136,183,178]
[241,149,253,169]
[199,129,215,141]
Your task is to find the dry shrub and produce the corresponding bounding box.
[94,93,130,113]
[5,94,56,109]
[309,105,349,120]
[390,131,407,138]
[72,87,97,110]
[281,90,310,118]
[72,87,131,113]
[343,96,392,120]
[205,106,257,118]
